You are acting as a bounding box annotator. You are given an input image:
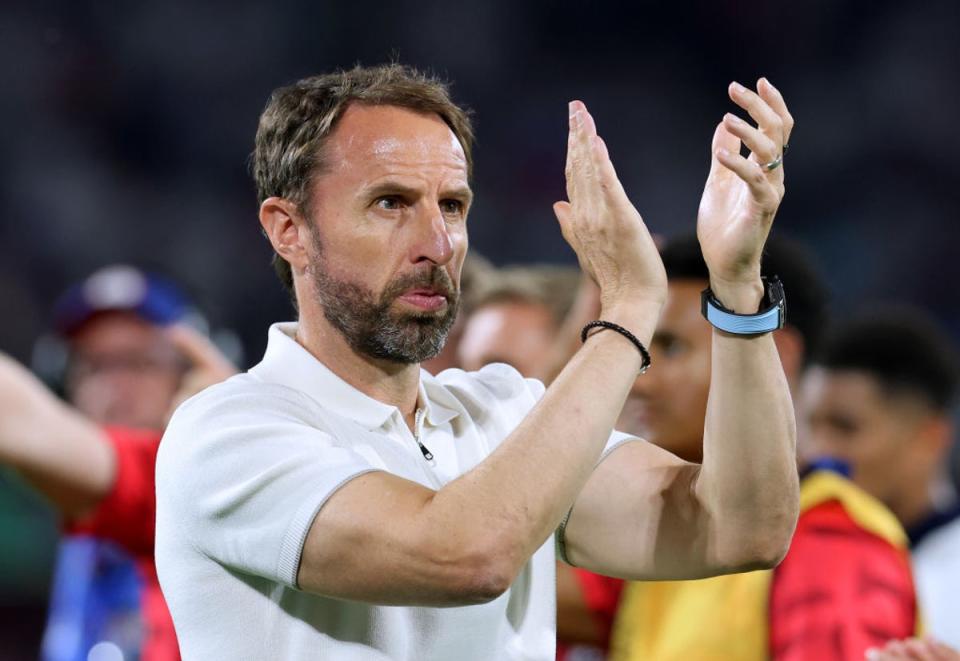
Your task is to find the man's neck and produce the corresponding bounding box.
[294,308,422,427]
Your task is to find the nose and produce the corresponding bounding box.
[410,203,454,266]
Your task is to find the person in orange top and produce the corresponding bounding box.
[608,235,919,661]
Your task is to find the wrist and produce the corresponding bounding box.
[597,299,663,346]
[707,276,764,314]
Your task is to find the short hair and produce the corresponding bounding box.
[471,265,581,326]
[252,64,475,301]
[660,233,829,363]
[817,308,960,411]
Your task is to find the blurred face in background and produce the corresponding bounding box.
[66,312,185,430]
[299,104,470,364]
[622,280,712,463]
[457,299,558,376]
[802,368,946,518]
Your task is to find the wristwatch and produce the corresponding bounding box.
[701,277,786,335]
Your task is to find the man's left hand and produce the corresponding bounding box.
[696,78,794,310]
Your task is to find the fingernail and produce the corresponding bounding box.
[568,101,576,117]
[725,112,744,126]
[731,81,746,95]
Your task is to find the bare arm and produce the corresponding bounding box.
[295,102,669,606]
[562,78,800,578]
[0,353,114,517]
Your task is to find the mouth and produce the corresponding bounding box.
[397,288,449,312]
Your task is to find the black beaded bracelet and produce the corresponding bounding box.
[580,320,652,374]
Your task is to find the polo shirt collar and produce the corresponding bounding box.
[253,322,460,431]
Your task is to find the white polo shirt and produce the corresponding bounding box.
[155,322,633,660]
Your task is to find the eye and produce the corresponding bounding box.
[375,196,403,211]
[440,199,464,215]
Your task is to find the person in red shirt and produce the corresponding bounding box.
[0,265,235,661]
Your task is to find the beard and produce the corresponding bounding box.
[306,236,460,365]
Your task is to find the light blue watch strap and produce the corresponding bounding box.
[703,302,782,334]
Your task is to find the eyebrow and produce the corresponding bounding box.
[363,181,474,205]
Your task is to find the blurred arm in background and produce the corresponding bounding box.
[0,324,235,519]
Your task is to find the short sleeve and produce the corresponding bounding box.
[67,426,161,556]
[156,383,380,588]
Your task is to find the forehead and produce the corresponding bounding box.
[804,368,885,410]
[322,104,468,182]
[69,312,163,352]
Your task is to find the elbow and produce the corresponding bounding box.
[728,504,798,571]
[457,560,515,604]
[440,536,524,605]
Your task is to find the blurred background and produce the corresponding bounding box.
[0,0,957,654]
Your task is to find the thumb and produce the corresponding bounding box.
[708,122,741,177]
[553,201,575,244]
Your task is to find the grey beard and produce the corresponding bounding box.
[310,260,460,365]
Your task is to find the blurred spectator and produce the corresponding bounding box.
[609,235,919,660]
[0,265,235,661]
[804,309,960,647]
[457,264,579,377]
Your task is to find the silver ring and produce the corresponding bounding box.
[763,154,783,171]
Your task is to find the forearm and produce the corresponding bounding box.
[0,353,114,517]
[696,284,798,567]
[425,303,659,577]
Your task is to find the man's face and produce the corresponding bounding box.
[66,312,185,430]
[802,368,936,511]
[457,300,558,376]
[622,280,712,462]
[301,104,471,364]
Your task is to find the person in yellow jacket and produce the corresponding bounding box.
[608,235,920,661]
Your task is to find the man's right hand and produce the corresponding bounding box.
[552,100,666,342]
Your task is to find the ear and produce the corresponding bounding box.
[773,326,805,388]
[259,197,310,275]
[917,414,954,461]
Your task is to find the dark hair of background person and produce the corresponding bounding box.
[816,308,960,412]
[251,63,476,306]
[660,233,829,363]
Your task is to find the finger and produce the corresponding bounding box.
[722,112,778,165]
[563,101,578,202]
[923,638,960,661]
[758,77,795,146]
[590,135,633,214]
[715,145,776,206]
[901,639,937,661]
[728,81,785,152]
[165,324,236,375]
[564,100,596,205]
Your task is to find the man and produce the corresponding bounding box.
[609,236,920,660]
[457,265,579,377]
[805,310,960,647]
[156,64,798,660]
[0,265,234,661]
